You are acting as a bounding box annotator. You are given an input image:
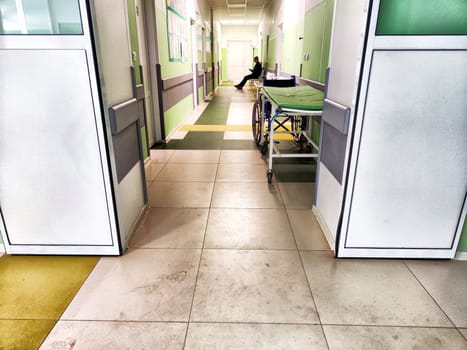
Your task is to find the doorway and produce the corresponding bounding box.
[226,40,252,82]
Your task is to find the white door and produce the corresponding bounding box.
[0,0,120,255]
[337,0,467,259]
[227,40,252,82]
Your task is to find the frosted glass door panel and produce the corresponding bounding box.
[0,49,113,246]
[345,50,467,248]
[0,0,82,34]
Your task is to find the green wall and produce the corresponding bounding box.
[199,85,204,101]
[281,22,303,76]
[301,0,334,82]
[164,95,193,135]
[267,37,276,70]
[156,7,194,137]
[458,219,467,252]
[156,8,192,78]
[221,48,227,81]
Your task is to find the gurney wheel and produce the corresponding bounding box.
[267,170,273,184]
[252,102,262,145]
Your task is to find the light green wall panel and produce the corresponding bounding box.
[377,0,467,35]
[141,126,148,159]
[164,95,193,136]
[198,86,204,101]
[127,0,141,84]
[302,3,325,81]
[197,50,203,66]
[458,219,467,252]
[281,23,303,75]
[320,0,334,81]
[261,37,267,64]
[221,48,227,80]
[267,37,276,70]
[156,9,192,78]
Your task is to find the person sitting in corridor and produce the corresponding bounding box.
[234,56,262,89]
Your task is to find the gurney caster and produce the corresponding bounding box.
[267,170,273,184]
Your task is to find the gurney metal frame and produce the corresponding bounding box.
[259,86,323,183]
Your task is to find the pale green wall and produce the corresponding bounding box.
[164,95,193,135]
[458,219,467,252]
[198,85,204,101]
[221,48,227,80]
[301,0,334,82]
[267,37,276,69]
[155,7,194,137]
[281,22,304,76]
[156,8,192,78]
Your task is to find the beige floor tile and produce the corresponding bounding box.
[145,163,165,181]
[148,181,214,208]
[204,208,296,249]
[278,183,314,209]
[168,150,221,163]
[301,251,452,327]
[459,328,467,339]
[324,325,467,350]
[287,209,330,250]
[191,250,319,323]
[226,112,252,123]
[149,149,175,163]
[62,249,200,322]
[130,208,208,248]
[406,260,467,327]
[185,323,327,350]
[211,182,283,208]
[40,321,186,350]
[219,150,266,164]
[216,163,268,182]
[155,164,218,182]
[169,131,188,140]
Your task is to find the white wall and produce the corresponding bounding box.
[221,25,258,48]
[315,0,369,246]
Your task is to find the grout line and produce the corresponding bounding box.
[403,261,458,328]
[6,317,464,330]
[283,205,331,349]
[182,119,223,350]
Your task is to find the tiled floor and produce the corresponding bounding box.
[40,87,467,349]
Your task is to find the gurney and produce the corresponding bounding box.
[258,85,324,183]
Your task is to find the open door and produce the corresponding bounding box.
[0,0,120,255]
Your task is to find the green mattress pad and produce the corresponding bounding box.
[262,85,324,111]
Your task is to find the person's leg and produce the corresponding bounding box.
[236,73,254,88]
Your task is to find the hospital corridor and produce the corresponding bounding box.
[0,0,466,349]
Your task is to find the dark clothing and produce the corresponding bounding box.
[250,62,262,78]
[237,62,262,88]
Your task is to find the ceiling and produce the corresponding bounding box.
[206,0,271,26]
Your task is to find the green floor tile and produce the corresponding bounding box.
[195,107,230,125]
[154,132,224,150]
[272,163,317,182]
[221,140,259,150]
